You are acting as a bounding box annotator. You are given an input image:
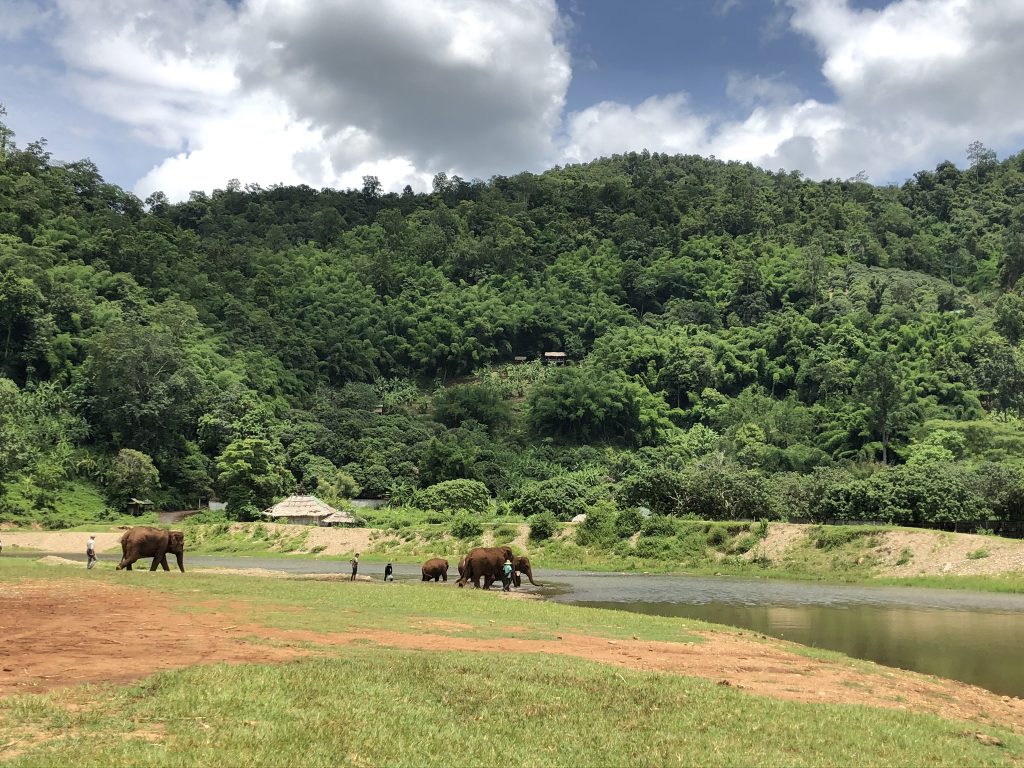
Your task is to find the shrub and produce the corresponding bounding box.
[575,504,617,549]
[896,548,914,565]
[414,479,490,515]
[966,548,990,560]
[493,523,519,541]
[450,514,484,539]
[528,512,558,542]
[640,515,677,537]
[633,535,675,559]
[614,508,644,538]
[809,526,879,550]
[706,525,729,547]
[510,477,588,521]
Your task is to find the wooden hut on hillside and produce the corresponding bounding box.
[262,495,355,527]
[126,498,154,516]
[542,351,568,365]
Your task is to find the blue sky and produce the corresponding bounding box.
[3,0,1023,200]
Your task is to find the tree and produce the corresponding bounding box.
[214,438,293,520]
[105,449,159,509]
[853,350,918,463]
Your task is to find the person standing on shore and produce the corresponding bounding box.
[384,562,394,582]
[86,535,97,569]
[350,552,359,581]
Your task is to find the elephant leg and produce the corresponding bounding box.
[150,549,167,571]
[441,573,447,582]
[159,554,171,571]
[126,561,134,571]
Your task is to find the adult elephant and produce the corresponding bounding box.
[472,555,543,589]
[421,558,449,582]
[511,555,542,587]
[116,527,185,572]
[456,546,514,589]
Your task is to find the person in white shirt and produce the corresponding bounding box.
[86,535,97,569]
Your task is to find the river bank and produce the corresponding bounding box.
[0,559,1020,765]
[4,520,1023,591]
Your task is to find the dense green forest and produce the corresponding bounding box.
[2,107,1024,531]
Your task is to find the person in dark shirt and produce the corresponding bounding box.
[384,562,394,582]
[350,552,360,581]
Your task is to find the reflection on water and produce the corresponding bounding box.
[571,597,1024,697]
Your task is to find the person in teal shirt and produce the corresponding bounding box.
[502,559,513,591]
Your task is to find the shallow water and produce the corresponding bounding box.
[538,571,1024,698]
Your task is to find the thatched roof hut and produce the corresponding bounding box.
[262,495,355,526]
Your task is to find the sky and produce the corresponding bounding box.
[2,0,1024,201]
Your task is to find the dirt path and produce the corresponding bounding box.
[1,579,1020,733]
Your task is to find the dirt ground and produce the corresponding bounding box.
[0,578,1020,734]
[747,524,1024,577]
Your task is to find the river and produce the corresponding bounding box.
[17,552,1024,697]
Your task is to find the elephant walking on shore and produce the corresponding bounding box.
[116,527,185,572]
[422,558,449,581]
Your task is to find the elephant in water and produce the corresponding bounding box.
[116,526,185,572]
[511,555,542,587]
[421,557,449,581]
[456,546,514,589]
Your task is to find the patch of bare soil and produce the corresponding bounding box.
[0,531,123,555]
[0,581,301,698]
[1,579,1021,734]
[743,523,804,561]
[738,523,1024,577]
[873,529,1024,577]
[296,526,376,556]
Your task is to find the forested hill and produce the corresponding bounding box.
[2,109,1024,529]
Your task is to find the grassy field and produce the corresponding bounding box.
[0,560,1020,767]
[3,652,1018,768]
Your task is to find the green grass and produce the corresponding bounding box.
[0,479,158,530]
[1,650,1018,767]
[1,560,1020,765]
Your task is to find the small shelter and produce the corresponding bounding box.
[542,351,568,365]
[262,495,354,527]
[126,498,154,517]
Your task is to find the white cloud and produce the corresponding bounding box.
[562,0,1024,182]
[35,0,570,200]
[0,0,54,40]
[20,0,1024,195]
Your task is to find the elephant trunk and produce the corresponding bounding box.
[522,566,541,586]
[175,551,185,572]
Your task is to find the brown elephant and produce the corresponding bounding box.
[116,527,185,572]
[421,557,449,582]
[456,546,514,589]
[511,555,542,587]
[467,554,543,589]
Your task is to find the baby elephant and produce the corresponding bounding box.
[117,526,185,572]
[421,557,449,582]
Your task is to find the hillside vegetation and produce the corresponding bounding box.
[2,108,1024,534]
